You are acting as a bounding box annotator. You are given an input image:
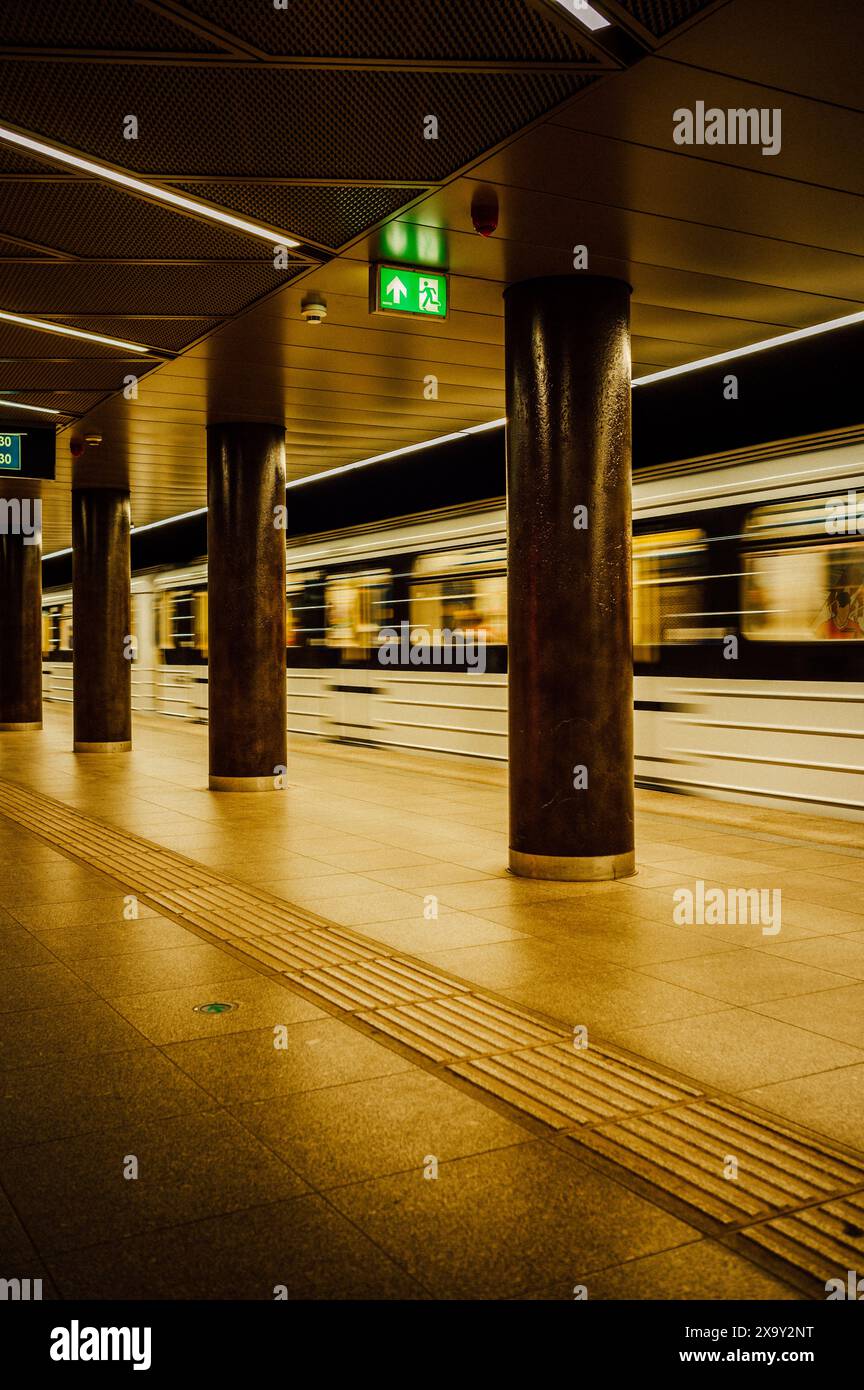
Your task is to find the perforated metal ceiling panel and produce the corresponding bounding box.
[4,388,109,416]
[170,0,601,63]
[0,143,56,174]
[0,63,592,181]
[0,360,149,391]
[0,182,278,260]
[0,320,131,360]
[0,0,226,53]
[51,317,221,354]
[0,261,305,316]
[0,233,52,257]
[171,184,436,253]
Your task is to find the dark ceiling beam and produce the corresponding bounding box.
[43,315,218,322]
[162,179,437,188]
[0,175,438,191]
[135,0,260,59]
[0,330,175,357]
[0,49,241,63]
[0,51,607,73]
[6,258,304,266]
[0,396,101,404]
[0,233,76,259]
[0,364,168,369]
[599,0,736,51]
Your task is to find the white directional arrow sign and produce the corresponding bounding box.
[385,275,407,304]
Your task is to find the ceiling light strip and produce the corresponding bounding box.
[41,309,864,558]
[0,123,300,248]
[632,310,864,387]
[0,398,61,416]
[0,308,151,354]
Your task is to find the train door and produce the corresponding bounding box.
[323,569,391,744]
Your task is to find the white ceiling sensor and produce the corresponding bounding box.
[553,1,612,31]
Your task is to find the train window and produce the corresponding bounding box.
[41,602,73,660]
[324,570,393,658]
[742,499,864,640]
[172,592,196,649]
[633,529,709,660]
[409,545,507,644]
[286,571,323,648]
[59,603,72,653]
[195,592,208,657]
[158,587,207,661]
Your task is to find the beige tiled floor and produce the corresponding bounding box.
[2,707,863,1116]
[1,705,863,1299]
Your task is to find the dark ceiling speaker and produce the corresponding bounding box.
[471,186,499,237]
[69,436,86,457]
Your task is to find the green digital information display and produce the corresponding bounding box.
[0,423,55,480]
[0,432,23,472]
[371,264,448,319]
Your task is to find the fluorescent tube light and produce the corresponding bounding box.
[0,123,301,248]
[0,308,151,354]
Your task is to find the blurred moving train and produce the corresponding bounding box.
[42,438,864,820]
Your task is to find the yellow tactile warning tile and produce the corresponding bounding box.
[451,1043,701,1129]
[740,1192,864,1286]
[285,956,465,1011]
[0,776,358,943]
[567,1099,864,1225]
[238,925,386,974]
[358,993,565,1061]
[2,773,864,1288]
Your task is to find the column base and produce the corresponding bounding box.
[74,740,132,752]
[0,721,42,731]
[509,849,636,882]
[209,774,278,792]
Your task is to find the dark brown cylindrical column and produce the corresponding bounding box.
[504,275,635,880]
[207,421,287,791]
[72,487,131,751]
[0,494,42,730]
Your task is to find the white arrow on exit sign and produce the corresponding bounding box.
[386,275,407,304]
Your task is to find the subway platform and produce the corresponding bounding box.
[1,707,863,1301]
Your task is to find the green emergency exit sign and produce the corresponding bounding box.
[0,432,23,472]
[371,264,448,320]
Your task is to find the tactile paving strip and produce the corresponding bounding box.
[739,1192,864,1287]
[567,1099,864,1226]
[0,778,383,973]
[285,956,463,1011]
[358,994,565,1061]
[230,925,384,975]
[2,774,864,1291]
[451,1042,702,1128]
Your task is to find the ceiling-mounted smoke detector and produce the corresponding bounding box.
[301,298,328,325]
